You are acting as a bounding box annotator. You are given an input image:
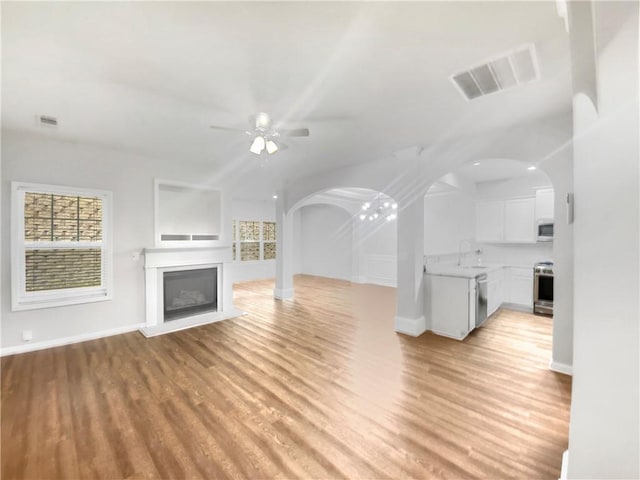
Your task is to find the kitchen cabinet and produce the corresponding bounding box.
[425,274,476,340]
[507,267,533,308]
[535,188,554,220]
[486,267,504,317]
[476,198,536,244]
[504,198,536,243]
[476,201,505,243]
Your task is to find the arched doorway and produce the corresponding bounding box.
[275,187,399,298]
[423,157,572,373]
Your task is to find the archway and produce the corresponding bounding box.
[274,187,399,299]
[423,157,573,374]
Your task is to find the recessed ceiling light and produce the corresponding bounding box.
[473,162,481,166]
[528,166,537,171]
[272,195,278,199]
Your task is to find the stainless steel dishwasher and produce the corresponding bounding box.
[476,274,488,327]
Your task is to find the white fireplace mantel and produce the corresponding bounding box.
[141,246,241,337]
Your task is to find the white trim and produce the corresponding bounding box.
[549,360,573,376]
[559,450,569,480]
[394,315,427,337]
[11,181,113,311]
[0,323,145,357]
[351,276,367,284]
[273,287,294,300]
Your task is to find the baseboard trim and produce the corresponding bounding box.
[273,287,294,300]
[395,316,427,337]
[501,302,533,313]
[0,323,146,357]
[549,360,573,376]
[351,276,367,284]
[559,450,569,480]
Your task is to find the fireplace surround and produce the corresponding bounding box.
[141,247,241,337]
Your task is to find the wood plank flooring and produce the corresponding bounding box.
[2,275,572,479]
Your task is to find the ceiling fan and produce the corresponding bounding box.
[210,112,310,155]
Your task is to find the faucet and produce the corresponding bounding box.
[457,239,472,266]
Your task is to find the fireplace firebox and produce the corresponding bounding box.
[163,267,217,321]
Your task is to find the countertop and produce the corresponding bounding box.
[424,262,534,278]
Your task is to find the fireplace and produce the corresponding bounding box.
[142,248,242,337]
[163,267,217,321]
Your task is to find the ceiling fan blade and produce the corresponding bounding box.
[279,128,310,137]
[210,125,252,135]
[278,141,289,151]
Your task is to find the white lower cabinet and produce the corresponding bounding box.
[507,267,533,308]
[425,275,476,340]
[486,268,504,317]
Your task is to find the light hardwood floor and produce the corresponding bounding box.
[2,275,571,479]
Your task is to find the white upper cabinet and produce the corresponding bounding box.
[476,201,505,242]
[504,198,536,243]
[535,188,555,220]
[476,197,536,244]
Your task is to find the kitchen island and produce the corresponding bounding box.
[425,263,535,339]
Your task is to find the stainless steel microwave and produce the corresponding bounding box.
[537,221,554,241]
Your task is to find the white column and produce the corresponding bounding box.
[394,197,426,336]
[274,195,294,300]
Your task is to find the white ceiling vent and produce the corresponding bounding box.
[38,115,58,127]
[451,44,540,101]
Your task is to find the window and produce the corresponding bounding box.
[239,220,260,261]
[232,220,276,262]
[263,221,276,260]
[12,182,113,310]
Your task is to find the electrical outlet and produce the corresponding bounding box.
[22,330,33,342]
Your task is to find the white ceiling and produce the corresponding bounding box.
[2,2,572,199]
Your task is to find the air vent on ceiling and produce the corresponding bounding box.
[450,44,540,101]
[38,115,58,127]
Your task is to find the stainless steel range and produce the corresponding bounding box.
[533,261,554,316]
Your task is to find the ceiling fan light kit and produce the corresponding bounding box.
[265,139,278,154]
[249,135,266,155]
[210,111,309,157]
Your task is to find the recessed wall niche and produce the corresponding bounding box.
[154,180,223,247]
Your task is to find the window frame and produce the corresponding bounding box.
[11,182,113,311]
[232,219,276,263]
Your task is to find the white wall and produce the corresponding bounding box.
[298,204,353,281]
[479,243,553,266]
[424,190,476,255]
[474,172,553,200]
[356,216,397,287]
[227,198,276,283]
[567,2,639,477]
[1,130,233,352]
[540,147,574,373]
